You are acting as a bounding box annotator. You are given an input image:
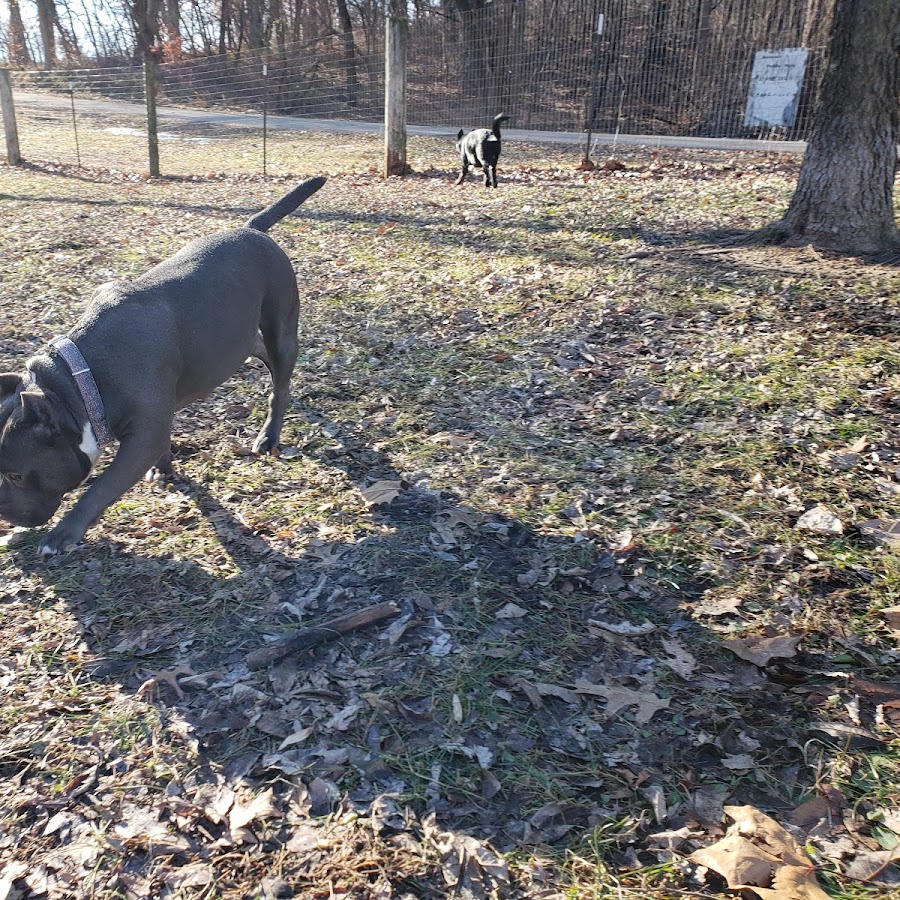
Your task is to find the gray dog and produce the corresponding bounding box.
[0,176,326,555]
[455,113,510,187]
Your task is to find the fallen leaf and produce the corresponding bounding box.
[816,449,861,471]
[856,519,900,549]
[535,682,581,705]
[883,606,900,633]
[724,634,800,666]
[660,637,697,680]
[278,725,314,751]
[721,753,755,771]
[795,505,843,535]
[428,432,474,449]
[849,675,900,706]
[693,594,743,617]
[690,805,830,899]
[647,826,702,851]
[229,788,280,832]
[589,617,656,636]
[323,703,360,732]
[844,848,900,885]
[574,678,670,723]
[608,528,635,551]
[0,862,28,900]
[359,479,403,507]
[495,602,528,619]
[162,864,214,890]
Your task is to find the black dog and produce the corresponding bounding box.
[455,113,510,188]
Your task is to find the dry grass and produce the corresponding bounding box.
[1,101,899,899]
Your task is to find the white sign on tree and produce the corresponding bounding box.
[744,48,809,128]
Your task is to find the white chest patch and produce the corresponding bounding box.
[79,422,101,465]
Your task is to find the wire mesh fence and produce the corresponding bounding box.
[5,0,831,173]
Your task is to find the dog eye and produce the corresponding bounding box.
[1,472,22,484]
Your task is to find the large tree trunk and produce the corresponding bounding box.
[245,0,265,49]
[218,0,231,53]
[131,0,160,54]
[774,0,900,255]
[162,0,181,57]
[335,0,358,106]
[5,0,31,65]
[35,0,56,66]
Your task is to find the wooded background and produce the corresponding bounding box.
[3,0,837,138]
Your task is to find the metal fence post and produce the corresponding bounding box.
[582,13,605,167]
[384,0,408,177]
[262,61,268,176]
[0,69,22,166]
[68,82,81,167]
[144,52,160,177]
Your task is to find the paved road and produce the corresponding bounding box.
[14,90,807,155]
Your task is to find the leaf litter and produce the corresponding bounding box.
[1,125,900,898]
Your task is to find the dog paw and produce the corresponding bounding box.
[144,466,170,484]
[252,429,283,456]
[38,537,78,557]
[39,523,85,557]
[252,440,281,457]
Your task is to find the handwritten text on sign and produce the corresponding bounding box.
[744,48,809,128]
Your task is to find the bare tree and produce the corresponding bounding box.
[162,0,182,56]
[773,0,900,254]
[245,0,265,49]
[35,0,56,65]
[4,0,31,65]
[218,0,232,53]
[335,0,358,104]
[130,0,161,54]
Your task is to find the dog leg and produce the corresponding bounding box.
[40,426,174,554]
[455,163,469,185]
[252,316,298,455]
[489,165,498,188]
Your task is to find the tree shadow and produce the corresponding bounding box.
[8,432,814,802]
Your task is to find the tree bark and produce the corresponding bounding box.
[35,0,56,66]
[245,601,399,670]
[5,0,31,65]
[218,0,231,54]
[775,0,900,255]
[384,0,408,176]
[245,0,265,50]
[335,0,358,106]
[0,69,22,165]
[162,0,182,57]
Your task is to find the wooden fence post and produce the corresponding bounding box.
[0,69,22,166]
[144,52,160,177]
[384,0,408,177]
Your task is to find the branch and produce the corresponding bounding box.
[245,601,399,670]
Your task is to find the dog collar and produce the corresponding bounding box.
[49,337,115,446]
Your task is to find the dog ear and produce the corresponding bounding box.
[0,373,24,402]
[19,388,60,435]
[456,129,464,141]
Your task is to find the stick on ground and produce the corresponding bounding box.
[246,601,399,670]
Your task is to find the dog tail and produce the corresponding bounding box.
[491,113,510,139]
[246,176,327,232]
